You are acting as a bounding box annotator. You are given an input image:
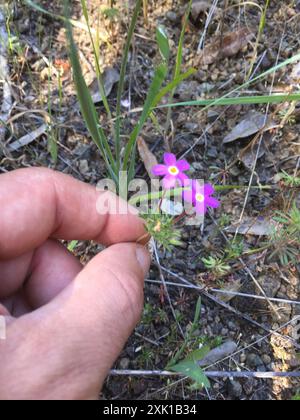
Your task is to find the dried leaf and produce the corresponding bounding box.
[137,137,158,178]
[216,279,242,303]
[237,133,270,170]
[197,28,254,66]
[89,67,120,104]
[191,0,210,21]
[8,124,48,151]
[223,111,276,144]
[225,217,275,236]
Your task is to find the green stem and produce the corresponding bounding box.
[128,185,272,206]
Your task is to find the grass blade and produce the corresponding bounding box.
[123,63,168,177]
[165,0,193,133]
[80,0,112,120]
[156,26,170,62]
[115,0,143,167]
[158,92,300,109]
[64,1,117,181]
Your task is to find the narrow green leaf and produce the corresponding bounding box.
[158,92,300,109]
[123,63,168,176]
[156,26,170,62]
[64,1,117,181]
[80,0,112,120]
[165,0,193,132]
[186,345,210,362]
[193,297,202,326]
[115,0,143,166]
[153,68,196,107]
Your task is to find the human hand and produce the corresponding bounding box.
[0,168,150,400]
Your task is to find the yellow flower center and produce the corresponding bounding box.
[168,166,179,176]
[195,193,205,203]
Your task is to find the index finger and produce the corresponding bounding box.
[0,168,145,259]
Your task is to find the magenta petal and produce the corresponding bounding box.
[177,159,190,172]
[164,153,177,166]
[163,174,176,189]
[206,196,220,209]
[195,201,206,215]
[152,164,168,176]
[204,184,215,195]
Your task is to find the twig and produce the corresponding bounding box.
[197,0,220,53]
[159,266,300,349]
[152,239,185,338]
[146,279,300,307]
[110,369,300,379]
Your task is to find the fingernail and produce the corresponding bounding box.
[136,246,151,276]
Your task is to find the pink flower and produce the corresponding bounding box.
[183,181,220,215]
[152,153,190,189]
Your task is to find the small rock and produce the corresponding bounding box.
[199,341,238,367]
[191,161,204,171]
[119,358,130,369]
[221,328,229,336]
[262,354,272,365]
[206,147,218,158]
[228,321,238,331]
[228,380,243,398]
[247,353,263,367]
[257,364,267,373]
[184,122,199,132]
[240,353,247,363]
[79,159,89,174]
[166,11,178,22]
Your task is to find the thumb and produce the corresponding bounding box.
[0,243,150,400]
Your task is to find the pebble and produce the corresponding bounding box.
[166,11,178,22]
[247,353,263,367]
[240,353,247,363]
[228,321,238,331]
[262,354,272,365]
[228,380,243,398]
[119,358,130,369]
[79,159,89,174]
[221,328,229,336]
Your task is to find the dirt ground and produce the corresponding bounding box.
[1,0,300,400]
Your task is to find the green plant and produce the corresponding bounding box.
[247,0,270,80]
[202,256,231,277]
[224,237,244,260]
[46,63,58,164]
[278,171,300,188]
[268,202,300,265]
[65,0,194,189]
[142,212,183,251]
[167,298,211,389]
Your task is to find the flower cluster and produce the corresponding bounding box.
[152,153,220,215]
